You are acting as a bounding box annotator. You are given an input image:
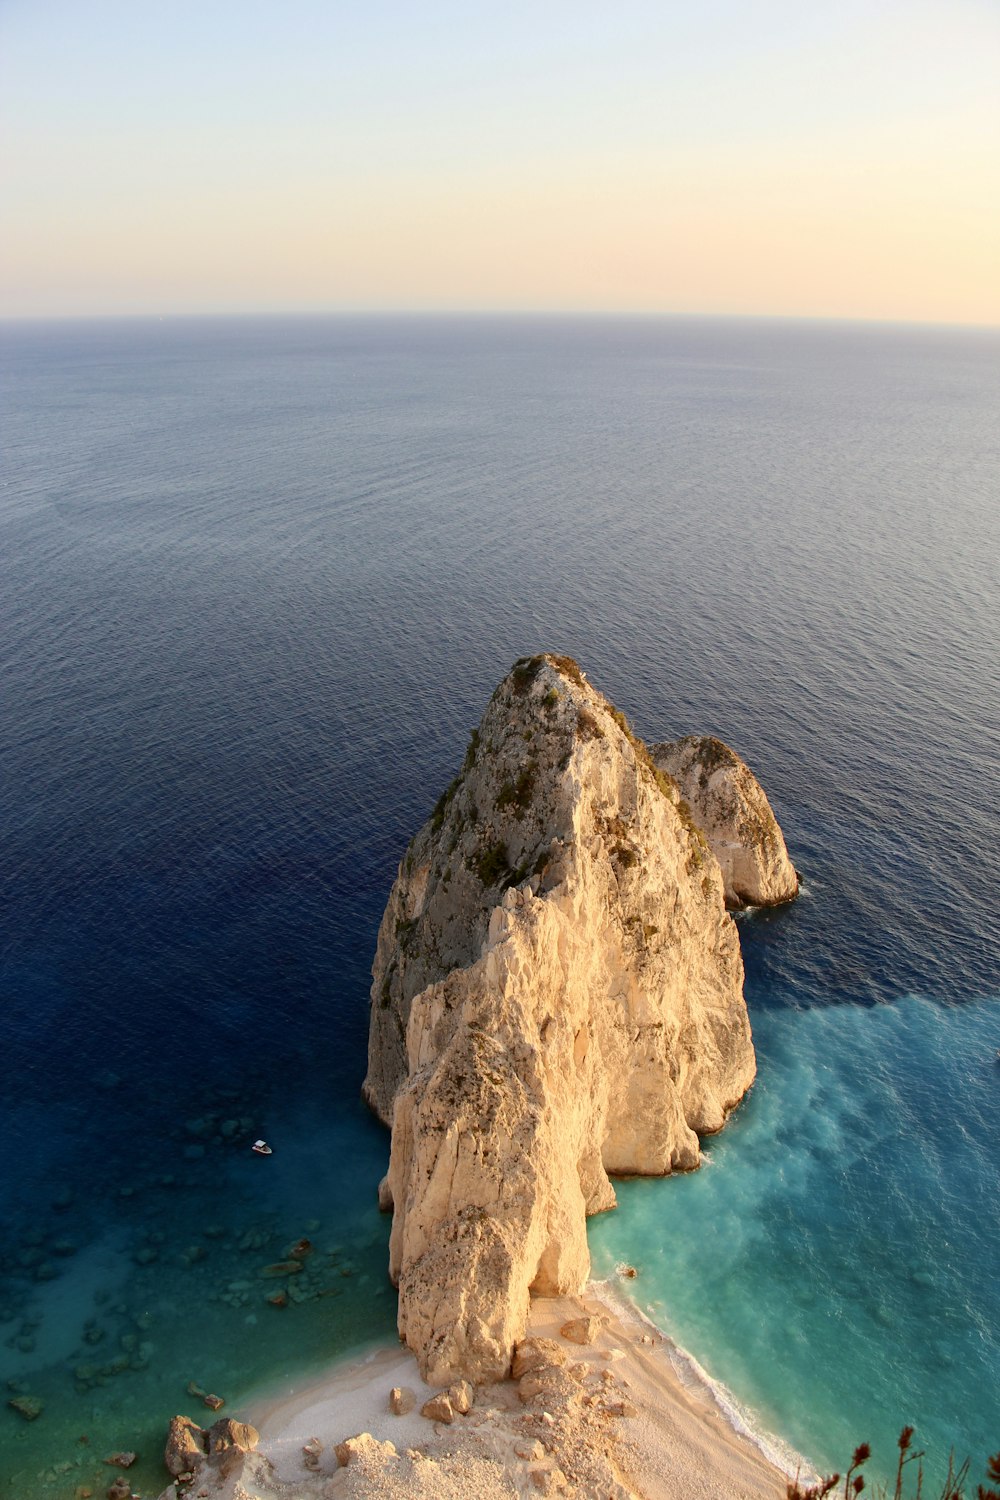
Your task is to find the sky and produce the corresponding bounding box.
[1,0,999,324]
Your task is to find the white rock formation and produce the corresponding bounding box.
[364,656,777,1386]
[649,735,798,908]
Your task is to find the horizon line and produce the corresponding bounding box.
[2,307,999,335]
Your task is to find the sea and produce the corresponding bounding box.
[1,313,997,1499]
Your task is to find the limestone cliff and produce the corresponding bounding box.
[363,655,768,1386]
[649,735,798,908]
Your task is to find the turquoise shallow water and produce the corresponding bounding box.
[2,314,998,1496]
[0,1099,396,1497]
[590,986,1000,1490]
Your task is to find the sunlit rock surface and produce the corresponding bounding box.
[649,735,798,908]
[364,655,769,1384]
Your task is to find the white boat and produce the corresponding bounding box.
[251,1140,273,1155]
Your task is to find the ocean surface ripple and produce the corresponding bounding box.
[1,314,998,1496]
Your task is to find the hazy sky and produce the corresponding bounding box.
[2,0,998,323]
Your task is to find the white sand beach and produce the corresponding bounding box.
[174,1289,801,1500]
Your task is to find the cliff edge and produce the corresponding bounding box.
[363,655,789,1386]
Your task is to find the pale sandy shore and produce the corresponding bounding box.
[161,1289,806,1500]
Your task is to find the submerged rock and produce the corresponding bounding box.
[649,734,798,908]
[259,1259,302,1278]
[365,655,781,1385]
[7,1393,44,1421]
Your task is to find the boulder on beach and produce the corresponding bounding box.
[163,1414,206,1477]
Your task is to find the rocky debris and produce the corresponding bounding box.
[518,1365,580,1406]
[163,1414,206,1477]
[335,1432,398,1467]
[286,1237,314,1259]
[389,1385,416,1415]
[206,1417,259,1457]
[238,1226,271,1251]
[7,1393,44,1420]
[649,734,798,908]
[602,1398,638,1418]
[560,1315,600,1345]
[302,1436,323,1470]
[366,656,764,1385]
[512,1338,567,1380]
[421,1391,456,1424]
[448,1378,475,1415]
[530,1468,565,1495]
[103,1451,137,1467]
[329,1443,518,1497]
[417,1380,475,1424]
[105,1478,131,1500]
[516,1439,547,1461]
[200,1416,262,1482]
[260,1259,302,1278]
[148,1311,674,1500]
[202,1393,225,1411]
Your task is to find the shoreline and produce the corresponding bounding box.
[584,1277,813,1483]
[188,1286,804,1499]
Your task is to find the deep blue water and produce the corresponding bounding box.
[1,314,998,1497]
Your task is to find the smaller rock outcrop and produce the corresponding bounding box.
[649,735,797,908]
